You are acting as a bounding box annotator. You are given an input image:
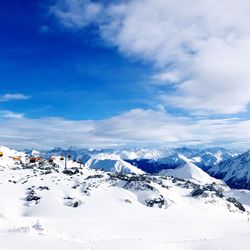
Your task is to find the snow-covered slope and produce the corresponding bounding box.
[209,150,250,189]
[0,145,26,158]
[159,162,221,185]
[0,145,27,169]
[0,145,250,250]
[85,153,144,174]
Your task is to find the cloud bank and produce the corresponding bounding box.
[1,109,250,149]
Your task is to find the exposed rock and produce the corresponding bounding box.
[25,194,40,202]
[63,168,80,175]
[227,197,245,212]
[73,201,79,207]
[192,188,204,197]
[38,186,49,191]
[63,196,82,208]
[145,195,165,208]
[86,174,104,180]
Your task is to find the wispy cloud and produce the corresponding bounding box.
[50,0,102,29]
[0,111,24,119]
[0,93,30,102]
[51,0,250,115]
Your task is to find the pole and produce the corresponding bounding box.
[64,155,67,171]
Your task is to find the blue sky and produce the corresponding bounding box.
[1,0,250,149]
[0,0,154,120]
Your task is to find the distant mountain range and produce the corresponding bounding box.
[209,150,250,189]
[23,146,250,190]
[125,147,238,173]
[26,146,237,166]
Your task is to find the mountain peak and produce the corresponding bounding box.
[159,162,220,185]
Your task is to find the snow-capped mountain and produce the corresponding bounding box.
[156,147,238,169]
[25,146,238,176]
[26,147,161,162]
[127,147,238,173]
[159,162,222,185]
[209,150,250,189]
[114,148,161,160]
[85,153,144,174]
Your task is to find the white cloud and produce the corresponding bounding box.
[0,111,24,119]
[152,71,180,85]
[50,0,102,28]
[0,93,30,102]
[164,38,250,114]
[51,0,250,114]
[1,109,250,149]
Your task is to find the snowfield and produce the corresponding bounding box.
[0,146,250,250]
[158,162,222,185]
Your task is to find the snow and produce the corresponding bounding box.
[32,146,238,165]
[159,162,220,185]
[85,153,144,174]
[31,149,40,157]
[209,150,250,189]
[0,145,250,250]
[0,145,27,169]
